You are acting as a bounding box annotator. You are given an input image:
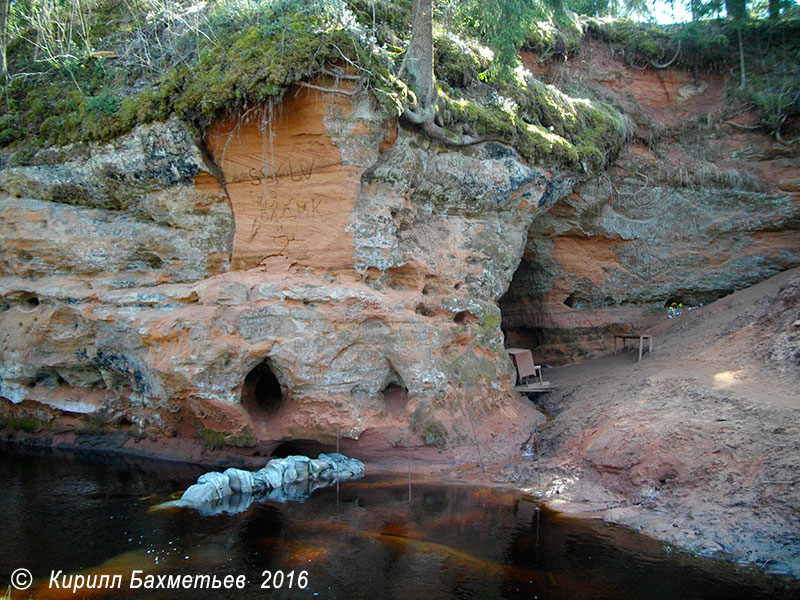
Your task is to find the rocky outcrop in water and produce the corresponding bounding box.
[174,453,365,515]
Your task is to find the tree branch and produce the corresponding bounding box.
[775,129,800,146]
[322,67,364,81]
[723,120,761,130]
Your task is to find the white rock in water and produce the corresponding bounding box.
[318,453,365,476]
[179,453,363,508]
[224,468,255,494]
[282,461,299,484]
[254,466,283,489]
[181,483,216,504]
[308,458,331,477]
[266,459,287,476]
[197,471,232,499]
[286,456,310,480]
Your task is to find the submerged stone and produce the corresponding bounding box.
[224,468,256,494]
[174,453,365,512]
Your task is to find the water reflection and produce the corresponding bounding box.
[0,446,795,600]
[156,477,354,516]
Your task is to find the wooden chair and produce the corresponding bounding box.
[507,348,543,385]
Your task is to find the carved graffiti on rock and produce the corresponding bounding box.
[204,88,362,271]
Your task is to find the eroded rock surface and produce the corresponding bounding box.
[0,86,545,466]
[0,116,233,284]
[504,43,800,364]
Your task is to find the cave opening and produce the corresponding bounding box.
[270,439,336,458]
[664,288,732,308]
[503,326,544,350]
[382,382,409,417]
[563,292,578,308]
[498,257,542,349]
[241,359,283,416]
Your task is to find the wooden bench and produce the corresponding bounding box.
[613,334,653,361]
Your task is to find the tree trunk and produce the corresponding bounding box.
[768,0,780,20]
[0,0,10,80]
[400,0,436,125]
[399,0,498,146]
[725,0,747,20]
[737,27,746,89]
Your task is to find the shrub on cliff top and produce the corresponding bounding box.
[2,1,796,168]
[1,0,633,173]
[585,16,800,136]
[1,0,404,154]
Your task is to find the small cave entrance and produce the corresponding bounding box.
[382,382,409,418]
[270,439,336,458]
[498,255,544,353]
[503,326,544,350]
[664,288,732,309]
[563,292,581,308]
[241,360,283,417]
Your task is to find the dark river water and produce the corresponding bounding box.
[0,446,796,600]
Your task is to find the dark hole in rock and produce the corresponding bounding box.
[57,367,106,389]
[453,310,469,324]
[664,289,732,308]
[242,360,283,416]
[12,292,40,311]
[135,252,163,269]
[415,302,435,317]
[34,371,67,389]
[382,383,409,417]
[664,296,685,309]
[563,292,581,308]
[503,326,544,349]
[270,439,336,458]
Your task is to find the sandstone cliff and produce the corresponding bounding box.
[0,9,798,473]
[501,39,800,363]
[0,83,546,465]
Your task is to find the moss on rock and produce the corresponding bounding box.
[5,1,790,173]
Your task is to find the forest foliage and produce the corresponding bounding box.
[0,0,797,170]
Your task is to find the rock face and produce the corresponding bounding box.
[1,46,798,467]
[0,116,233,283]
[0,84,546,465]
[502,43,800,364]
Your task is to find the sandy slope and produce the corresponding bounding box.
[514,267,800,576]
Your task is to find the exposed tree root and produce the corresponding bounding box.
[651,40,681,69]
